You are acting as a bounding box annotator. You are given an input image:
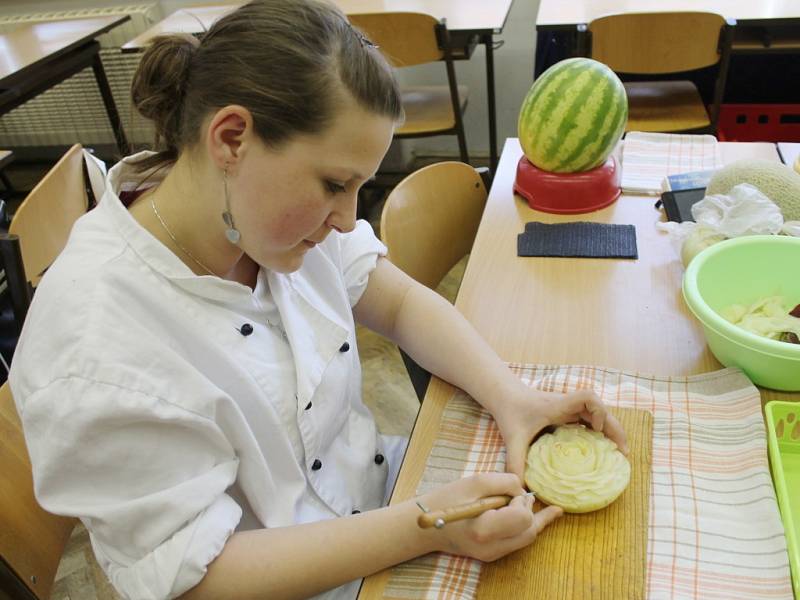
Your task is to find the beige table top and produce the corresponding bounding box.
[358,138,798,598]
[458,139,782,372]
[122,0,513,51]
[0,16,129,83]
[536,0,800,28]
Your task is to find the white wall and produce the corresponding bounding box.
[0,0,541,160]
[394,0,540,158]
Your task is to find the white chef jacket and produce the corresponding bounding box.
[9,153,407,600]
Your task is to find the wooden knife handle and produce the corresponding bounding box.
[417,495,515,529]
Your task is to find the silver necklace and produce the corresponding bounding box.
[150,195,286,338]
[151,196,216,276]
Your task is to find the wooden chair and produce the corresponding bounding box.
[0,150,15,227]
[0,144,94,336]
[348,12,470,163]
[587,12,735,134]
[380,161,488,400]
[0,150,14,195]
[0,382,77,600]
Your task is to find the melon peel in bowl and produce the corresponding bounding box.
[524,424,630,513]
[721,296,800,344]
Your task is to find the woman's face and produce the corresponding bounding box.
[227,99,395,274]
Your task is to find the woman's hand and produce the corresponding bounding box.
[414,473,563,562]
[491,385,629,480]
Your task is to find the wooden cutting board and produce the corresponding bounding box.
[476,407,652,600]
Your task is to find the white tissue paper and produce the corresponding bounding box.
[657,183,796,266]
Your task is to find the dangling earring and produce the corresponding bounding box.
[221,165,241,244]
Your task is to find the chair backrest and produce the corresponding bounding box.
[347,12,444,67]
[380,162,487,290]
[8,144,89,288]
[0,382,76,599]
[0,150,13,169]
[589,12,726,74]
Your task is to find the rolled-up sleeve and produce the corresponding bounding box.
[338,219,387,307]
[16,376,242,600]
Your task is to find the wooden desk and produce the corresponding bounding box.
[0,17,130,155]
[123,1,511,48]
[121,4,238,47]
[122,1,514,172]
[536,1,800,30]
[534,1,800,78]
[358,138,798,598]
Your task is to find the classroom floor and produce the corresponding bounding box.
[28,175,468,600]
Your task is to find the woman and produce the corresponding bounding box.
[10,1,627,598]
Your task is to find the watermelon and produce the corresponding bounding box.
[518,58,628,173]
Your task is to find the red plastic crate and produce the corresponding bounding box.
[717,104,800,142]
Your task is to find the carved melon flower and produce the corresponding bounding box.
[524,424,630,513]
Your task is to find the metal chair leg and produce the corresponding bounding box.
[0,234,32,335]
[483,33,496,172]
[440,23,470,165]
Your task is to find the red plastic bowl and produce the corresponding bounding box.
[514,155,621,214]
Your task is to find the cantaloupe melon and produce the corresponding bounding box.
[706,160,800,221]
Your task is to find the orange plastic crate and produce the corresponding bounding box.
[717,104,800,142]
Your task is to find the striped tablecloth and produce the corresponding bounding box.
[383,365,793,600]
[620,132,722,195]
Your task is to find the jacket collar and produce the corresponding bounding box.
[101,152,350,399]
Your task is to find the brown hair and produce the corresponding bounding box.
[130,0,402,171]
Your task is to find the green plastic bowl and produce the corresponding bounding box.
[683,235,800,391]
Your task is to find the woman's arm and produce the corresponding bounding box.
[181,473,559,600]
[353,258,628,477]
[182,497,434,600]
[354,258,529,418]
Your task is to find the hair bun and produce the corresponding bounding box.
[131,33,200,150]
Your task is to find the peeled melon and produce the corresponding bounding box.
[706,160,800,221]
[681,225,727,267]
[524,424,630,513]
[721,296,800,341]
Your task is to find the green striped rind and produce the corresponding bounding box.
[518,58,628,173]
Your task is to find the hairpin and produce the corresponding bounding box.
[345,21,379,49]
[356,31,379,49]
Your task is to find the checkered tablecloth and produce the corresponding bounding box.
[621,132,722,195]
[383,365,793,600]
